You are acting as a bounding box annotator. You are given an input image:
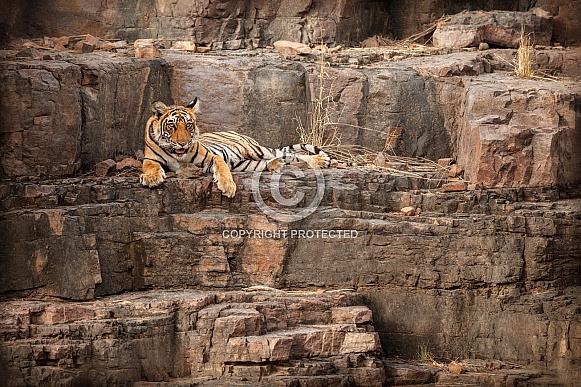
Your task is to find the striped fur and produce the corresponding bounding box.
[140,99,329,197]
[199,131,329,172]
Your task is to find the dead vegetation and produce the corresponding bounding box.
[296,49,455,185]
[515,28,534,78]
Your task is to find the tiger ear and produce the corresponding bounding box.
[151,101,168,118]
[186,98,200,113]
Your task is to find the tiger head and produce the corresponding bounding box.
[149,99,200,155]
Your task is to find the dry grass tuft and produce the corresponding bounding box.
[296,51,340,148]
[515,28,534,79]
[494,27,558,81]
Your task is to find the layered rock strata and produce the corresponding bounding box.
[1,170,579,384]
[1,50,580,188]
[0,41,580,387]
[0,289,384,386]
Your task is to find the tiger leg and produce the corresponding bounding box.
[211,155,236,198]
[140,159,166,187]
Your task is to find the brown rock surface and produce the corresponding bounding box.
[2,50,579,187]
[0,1,390,48]
[433,11,552,49]
[0,289,383,386]
[0,60,82,178]
[273,40,312,57]
[456,74,581,188]
[0,44,580,387]
[0,168,580,385]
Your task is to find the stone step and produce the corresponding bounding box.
[0,289,383,387]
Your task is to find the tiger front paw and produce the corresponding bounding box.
[215,173,237,198]
[297,153,330,169]
[140,160,166,187]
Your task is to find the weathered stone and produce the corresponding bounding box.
[536,0,581,45]
[75,56,171,169]
[1,1,391,48]
[448,164,463,178]
[273,40,312,57]
[456,74,581,188]
[331,306,373,324]
[94,159,116,177]
[441,181,467,192]
[0,61,82,178]
[172,41,196,52]
[400,206,417,216]
[0,40,580,387]
[433,11,553,49]
[448,361,464,374]
[0,290,381,386]
[384,362,435,385]
[15,47,43,59]
[115,157,142,170]
[135,45,161,59]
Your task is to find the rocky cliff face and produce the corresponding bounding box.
[2,0,580,48]
[1,169,580,385]
[1,289,384,386]
[1,9,581,386]
[1,0,389,49]
[2,49,580,187]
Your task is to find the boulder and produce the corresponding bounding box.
[456,74,581,188]
[134,39,162,58]
[433,11,552,49]
[94,159,116,177]
[273,40,312,57]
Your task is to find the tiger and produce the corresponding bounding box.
[139,98,330,198]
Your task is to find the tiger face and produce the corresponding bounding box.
[149,99,200,155]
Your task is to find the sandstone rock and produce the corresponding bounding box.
[433,11,552,49]
[76,56,171,169]
[412,52,492,78]
[172,41,196,52]
[1,168,580,383]
[134,39,162,58]
[384,362,435,385]
[115,157,142,171]
[273,40,312,57]
[135,45,162,59]
[52,36,69,51]
[401,206,416,216]
[0,61,83,178]
[478,42,489,51]
[84,42,96,53]
[441,181,467,192]
[455,74,581,188]
[0,290,383,386]
[99,40,128,51]
[94,159,116,176]
[448,164,463,178]
[15,47,43,59]
[331,306,373,324]
[448,361,464,374]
